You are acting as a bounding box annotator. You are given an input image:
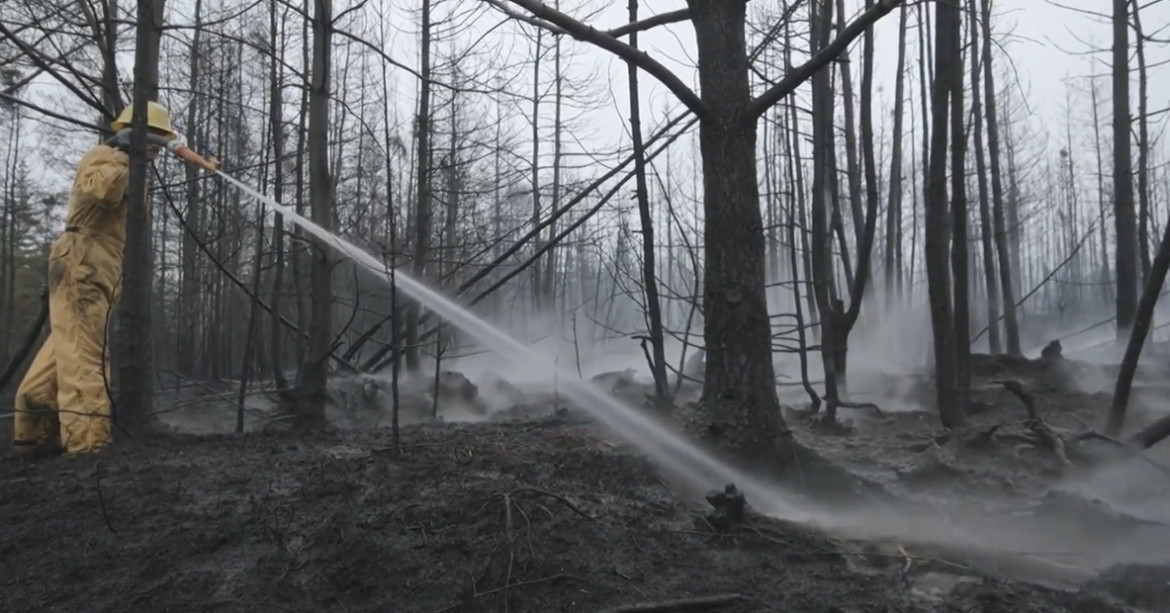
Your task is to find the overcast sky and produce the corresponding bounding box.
[9,0,1170,200]
[574,0,1169,160]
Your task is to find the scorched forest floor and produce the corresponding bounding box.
[2,352,1169,612]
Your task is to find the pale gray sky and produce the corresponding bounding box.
[8,0,1170,205]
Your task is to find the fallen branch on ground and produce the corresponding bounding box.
[510,487,596,521]
[990,380,1170,476]
[830,399,884,417]
[595,593,748,613]
[995,380,1070,466]
[434,574,577,613]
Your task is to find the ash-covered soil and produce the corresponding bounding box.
[2,351,1169,611]
[0,418,1139,612]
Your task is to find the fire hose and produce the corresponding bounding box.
[0,129,219,393]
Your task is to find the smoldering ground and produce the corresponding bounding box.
[4,333,1170,611]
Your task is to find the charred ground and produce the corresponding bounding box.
[1,352,1168,612]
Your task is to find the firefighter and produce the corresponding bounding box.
[12,101,177,457]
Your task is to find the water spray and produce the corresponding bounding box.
[160,146,822,523]
[159,142,1170,581]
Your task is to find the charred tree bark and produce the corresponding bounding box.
[1090,73,1113,306]
[296,0,333,427]
[969,0,1000,354]
[809,0,841,415]
[1113,0,1138,338]
[690,0,784,445]
[925,0,963,427]
[404,0,433,371]
[530,27,545,306]
[815,0,884,413]
[627,0,669,405]
[292,3,310,371]
[178,0,203,377]
[849,0,881,388]
[117,0,166,432]
[1132,0,1150,282]
[948,3,970,407]
[493,0,901,464]
[981,0,1020,355]
[834,0,864,249]
[1106,194,1170,436]
[545,7,563,311]
[268,0,288,389]
[884,4,908,310]
[97,0,122,117]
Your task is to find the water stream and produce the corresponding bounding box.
[210,171,1170,586]
[214,171,815,522]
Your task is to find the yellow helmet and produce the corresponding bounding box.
[110,100,178,141]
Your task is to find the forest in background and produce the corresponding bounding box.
[0,0,1167,436]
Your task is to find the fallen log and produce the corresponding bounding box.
[596,593,748,613]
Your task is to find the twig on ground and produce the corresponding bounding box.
[1072,431,1170,477]
[897,545,914,588]
[595,593,748,613]
[433,574,577,613]
[511,487,596,520]
[94,462,117,533]
[1064,411,1091,430]
[503,493,515,612]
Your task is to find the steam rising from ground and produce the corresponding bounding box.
[150,171,1170,591]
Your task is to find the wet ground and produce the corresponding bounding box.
[2,353,1168,612]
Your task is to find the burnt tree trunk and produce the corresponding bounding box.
[925,0,963,427]
[969,0,1000,354]
[268,0,288,389]
[117,0,166,432]
[884,3,908,310]
[1106,191,1170,436]
[1113,0,1138,338]
[809,0,842,416]
[297,0,333,427]
[1132,0,1150,282]
[404,0,433,371]
[690,0,784,445]
[627,0,670,405]
[494,0,901,478]
[178,0,202,377]
[948,2,970,408]
[981,0,1020,355]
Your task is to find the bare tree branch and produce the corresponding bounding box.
[0,21,107,114]
[0,91,109,133]
[605,8,690,38]
[746,0,902,119]
[486,0,712,120]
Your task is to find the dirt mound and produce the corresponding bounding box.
[0,419,1135,612]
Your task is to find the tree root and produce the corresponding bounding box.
[990,380,1170,476]
[994,380,1070,465]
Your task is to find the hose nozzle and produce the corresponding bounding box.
[166,140,220,172]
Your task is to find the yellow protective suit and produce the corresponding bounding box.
[13,143,133,456]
